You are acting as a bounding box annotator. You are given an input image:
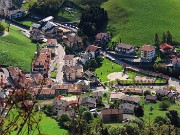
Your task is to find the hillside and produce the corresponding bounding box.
[102,0,180,45]
[0,24,36,72]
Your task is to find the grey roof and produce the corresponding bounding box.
[119,103,135,111]
[145,95,157,101]
[116,43,135,50]
[81,97,96,105]
[155,90,170,96]
[122,96,141,103]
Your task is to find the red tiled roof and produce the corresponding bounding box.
[160,43,173,50]
[140,44,155,51]
[46,39,57,45]
[56,95,62,99]
[68,100,79,105]
[64,55,74,60]
[86,45,101,52]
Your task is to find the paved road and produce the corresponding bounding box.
[56,44,65,83]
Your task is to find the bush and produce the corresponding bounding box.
[144,90,151,97]
[0,23,5,34]
[154,116,168,126]
[82,111,94,123]
[58,114,71,129]
[159,101,170,110]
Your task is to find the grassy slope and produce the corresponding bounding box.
[0,23,36,72]
[102,0,180,45]
[11,113,68,135]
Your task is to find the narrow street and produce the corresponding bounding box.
[56,44,65,83]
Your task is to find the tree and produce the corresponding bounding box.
[144,90,151,97]
[154,116,168,126]
[166,110,180,128]
[79,5,108,37]
[162,32,166,43]
[45,105,53,116]
[134,105,144,117]
[59,113,71,129]
[0,23,5,34]
[154,33,159,48]
[79,106,88,114]
[166,31,172,44]
[159,101,170,110]
[82,111,94,123]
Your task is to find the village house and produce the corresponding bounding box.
[32,52,51,73]
[52,97,68,113]
[75,80,90,91]
[46,39,57,48]
[95,33,111,46]
[93,91,103,99]
[63,33,83,49]
[81,97,96,109]
[119,103,135,114]
[172,57,180,69]
[83,70,99,86]
[52,95,79,117]
[52,84,69,95]
[101,109,123,123]
[160,43,174,54]
[86,45,101,58]
[52,84,82,96]
[64,55,75,66]
[145,95,157,103]
[38,87,55,100]
[110,92,125,101]
[79,52,91,64]
[30,29,44,42]
[115,43,135,54]
[140,45,156,60]
[63,65,83,82]
[121,96,141,105]
[156,89,176,102]
[122,88,143,95]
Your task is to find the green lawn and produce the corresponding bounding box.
[94,58,123,82]
[0,23,36,72]
[21,21,33,27]
[10,112,68,135]
[57,10,81,22]
[102,0,180,45]
[94,58,165,83]
[141,99,180,124]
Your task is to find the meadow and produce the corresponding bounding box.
[0,23,36,72]
[102,0,180,45]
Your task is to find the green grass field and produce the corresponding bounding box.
[10,112,68,135]
[94,58,165,83]
[94,58,123,82]
[102,0,180,45]
[0,23,36,72]
[141,99,180,124]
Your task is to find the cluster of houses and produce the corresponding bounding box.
[115,42,180,68]
[0,0,26,19]
[30,16,83,50]
[41,83,178,124]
